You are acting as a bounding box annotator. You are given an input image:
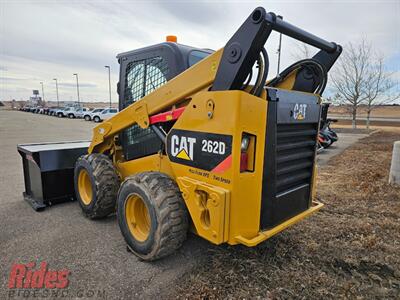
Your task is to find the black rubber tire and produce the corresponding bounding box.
[93,116,101,123]
[74,153,120,219]
[68,114,74,119]
[84,115,91,121]
[117,172,189,261]
[57,113,63,118]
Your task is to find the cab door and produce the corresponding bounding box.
[118,51,172,161]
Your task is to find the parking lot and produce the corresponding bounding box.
[0,108,396,298]
[0,109,211,299]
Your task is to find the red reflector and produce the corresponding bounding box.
[149,107,185,124]
[240,152,248,172]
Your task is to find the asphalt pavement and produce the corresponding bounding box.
[0,109,209,300]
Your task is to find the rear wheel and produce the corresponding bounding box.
[74,154,120,219]
[93,116,101,122]
[68,114,75,119]
[84,115,91,121]
[117,172,188,261]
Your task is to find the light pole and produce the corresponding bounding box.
[104,66,112,108]
[73,73,80,106]
[276,15,283,76]
[40,82,45,104]
[276,32,282,75]
[53,78,59,107]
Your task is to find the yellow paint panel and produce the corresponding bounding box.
[116,154,174,180]
[177,176,229,244]
[169,90,268,244]
[235,201,324,246]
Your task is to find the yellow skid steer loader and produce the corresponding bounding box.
[18,7,342,260]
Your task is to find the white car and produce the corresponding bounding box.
[83,108,106,121]
[92,108,119,122]
[58,107,89,118]
[55,107,69,117]
[73,107,90,118]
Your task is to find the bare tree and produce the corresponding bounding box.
[331,39,372,128]
[291,43,313,60]
[363,56,399,129]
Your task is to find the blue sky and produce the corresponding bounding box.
[0,0,399,103]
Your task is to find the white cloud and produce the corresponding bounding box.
[0,0,399,102]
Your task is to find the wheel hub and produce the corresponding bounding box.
[125,194,151,242]
[78,169,93,205]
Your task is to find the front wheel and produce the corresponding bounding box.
[74,154,120,219]
[84,115,91,121]
[117,172,188,261]
[68,114,75,119]
[93,116,101,122]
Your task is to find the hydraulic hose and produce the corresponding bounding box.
[267,59,327,95]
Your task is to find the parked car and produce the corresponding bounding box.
[64,107,78,118]
[83,108,105,121]
[72,107,91,118]
[48,107,60,116]
[54,107,69,117]
[92,108,119,122]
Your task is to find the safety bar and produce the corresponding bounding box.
[265,12,337,53]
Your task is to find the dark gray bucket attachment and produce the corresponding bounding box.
[17,141,90,211]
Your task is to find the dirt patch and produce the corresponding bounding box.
[173,131,400,299]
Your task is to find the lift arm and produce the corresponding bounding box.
[88,50,223,154]
[88,6,342,154]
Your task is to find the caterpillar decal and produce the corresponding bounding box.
[293,103,308,120]
[167,129,233,172]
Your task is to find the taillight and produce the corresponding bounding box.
[240,152,248,172]
[241,135,250,152]
[240,133,256,173]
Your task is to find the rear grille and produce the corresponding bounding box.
[276,123,318,195]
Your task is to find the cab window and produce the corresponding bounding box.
[124,56,168,106]
[122,56,169,161]
[188,50,211,66]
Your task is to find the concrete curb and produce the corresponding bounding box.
[389,141,400,185]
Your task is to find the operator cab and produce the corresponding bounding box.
[117,39,213,161]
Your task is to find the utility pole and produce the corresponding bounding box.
[105,65,112,108]
[40,82,45,104]
[53,78,59,107]
[73,73,80,106]
[276,15,283,76]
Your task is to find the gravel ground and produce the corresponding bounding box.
[173,130,400,299]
